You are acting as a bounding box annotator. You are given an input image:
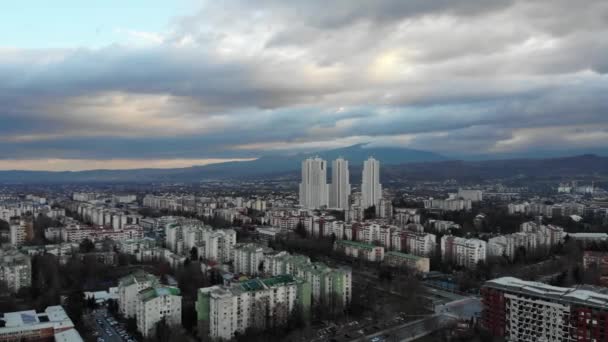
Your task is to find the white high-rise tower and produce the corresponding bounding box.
[361,157,382,209]
[330,158,351,210]
[299,157,329,209]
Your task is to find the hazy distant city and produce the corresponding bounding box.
[2,1,608,342]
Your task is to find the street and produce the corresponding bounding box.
[90,309,131,342]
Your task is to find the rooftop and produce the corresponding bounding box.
[118,270,158,287]
[336,239,381,250]
[386,251,425,261]
[138,286,181,302]
[486,277,608,309]
[0,306,74,330]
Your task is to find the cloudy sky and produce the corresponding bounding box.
[2,0,607,170]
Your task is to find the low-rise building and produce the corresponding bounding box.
[334,240,385,262]
[0,306,82,342]
[385,251,430,273]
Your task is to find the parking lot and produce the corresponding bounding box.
[91,308,138,342]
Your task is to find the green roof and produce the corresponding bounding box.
[262,274,296,287]
[238,274,297,292]
[239,279,265,292]
[119,270,158,287]
[386,251,424,261]
[336,239,379,250]
[139,286,181,302]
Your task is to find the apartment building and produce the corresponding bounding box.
[0,248,31,293]
[136,286,182,338]
[441,235,486,268]
[262,251,351,306]
[196,275,311,340]
[232,243,266,276]
[0,306,82,342]
[391,231,436,257]
[385,251,430,273]
[482,277,608,341]
[118,271,160,318]
[334,240,385,262]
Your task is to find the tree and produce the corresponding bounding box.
[79,238,95,253]
[107,299,119,315]
[190,247,198,261]
[65,291,86,326]
[295,222,307,238]
[364,206,376,220]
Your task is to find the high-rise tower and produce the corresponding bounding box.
[299,157,329,209]
[330,158,351,210]
[361,157,382,209]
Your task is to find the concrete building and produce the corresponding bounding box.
[0,248,31,293]
[299,157,329,209]
[385,251,430,273]
[361,157,382,209]
[334,240,385,262]
[202,229,237,263]
[375,198,393,219]
[457,189,483,202]
[583,251,608,286]
[9,221,28,247]
[482,277,608,342]
[488,232,538,261]
[263,252,352,306]
[391,231,436,257]
[0,306,82,342]
[424,198,472,211]
[520,221,564,248]
[136,286,182,338]
[196,275,311,340]
[427,220,460,233]
[329,158,351,210]
[232,243,266,276]
[441,235,486,268]
[118,271,159,318]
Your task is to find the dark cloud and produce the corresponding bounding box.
[1,0,607,165]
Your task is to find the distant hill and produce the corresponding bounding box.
[0,148,607,184]
[379,154,608,182]
[0,144,447,183]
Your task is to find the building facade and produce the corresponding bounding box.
[329,158,351,210]
[136,286,182,338]
[482,277,608,342]
[299,158,329,209]
[196,275,311,340]
[0,248,31,293]
[118,271,159,318]
[441,235,486,268]
[361,157,382,209]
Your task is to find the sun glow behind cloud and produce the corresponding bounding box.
[0,158,256,171]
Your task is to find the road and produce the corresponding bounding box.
[348,314,454,342]
[91,309,125,342]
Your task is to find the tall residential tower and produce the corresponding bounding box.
[330,158,351,210]
[361,157,382,209]
[299,157,329,209]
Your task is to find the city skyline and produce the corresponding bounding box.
[299,156,382,210]
[2,1,608,170]
[1,2,608,341]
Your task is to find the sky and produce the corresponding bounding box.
[1,0,607,171]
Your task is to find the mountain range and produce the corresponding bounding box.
[0,144,607,183]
